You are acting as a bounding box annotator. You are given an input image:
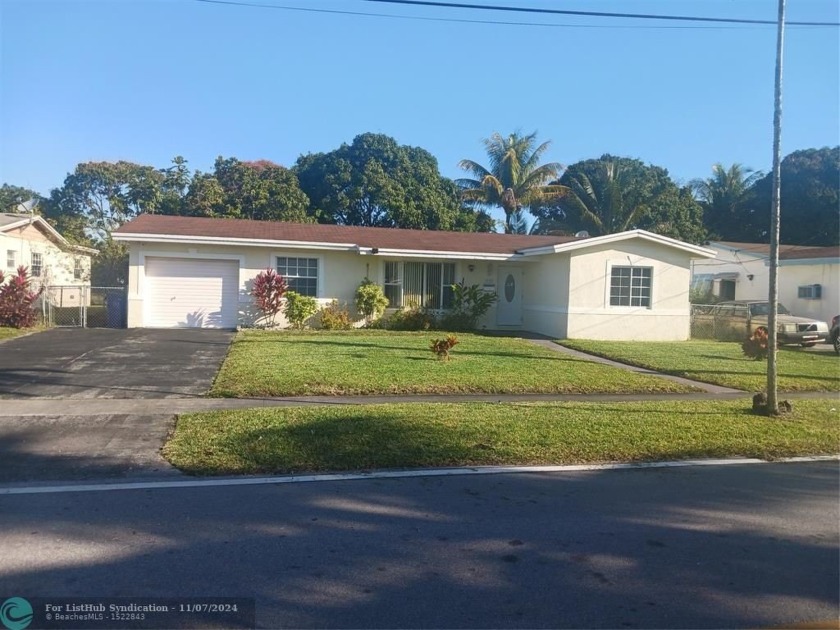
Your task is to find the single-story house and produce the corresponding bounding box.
[0,212,96,306]
[691,240,838,324]
[112,214,715,340]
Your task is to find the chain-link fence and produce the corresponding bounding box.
[690,303,748,341]
[37,286,127,328]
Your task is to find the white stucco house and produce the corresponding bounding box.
[691,240,839,324]
[0,213,96,306]
[112,214,715,340]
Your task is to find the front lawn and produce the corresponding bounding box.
[210,330,695,397]
[559,340,840,392]
[163,399,840,475]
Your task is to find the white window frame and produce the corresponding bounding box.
[382,260,456,310]
[6,250,15,270]
[30,252,43,278]
[797,284,822,300]
[74,258,84,280]
[275,255,321,298]
[608,264,653,308]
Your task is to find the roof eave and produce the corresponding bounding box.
[520,230,716,258]
[112,232,359,252]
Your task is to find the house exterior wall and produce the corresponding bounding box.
[562,241,693,341]
[1,223,91,292]
[690,248,768,301]
[126,241,375,328]
[123,235,702,340]
[779,260,839,325]
[522,254,570,338]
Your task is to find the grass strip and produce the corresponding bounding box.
[164,399,840,475]
[559,339,840,392]
[211,330,694,397]
[0,326,37,342]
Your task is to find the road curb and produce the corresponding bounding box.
[1,455,837,496]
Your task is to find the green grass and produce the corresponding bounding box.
[559,339,840,392]
[210,330,695,397]
[0,326,40,342]
[163,399,840,475]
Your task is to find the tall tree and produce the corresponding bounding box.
[47,161,164,240]
[182,157,311,222]
[744,146,839,246]
[691,163,763,240]
[295,133,482,230]
[534,155,706,243]
[457,131,566,233]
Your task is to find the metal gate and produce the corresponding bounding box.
[38,286,127,328]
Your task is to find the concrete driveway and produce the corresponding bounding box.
[0,328,234,483]
[0,328,234,399]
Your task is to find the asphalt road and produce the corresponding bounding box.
[1,461,837,629]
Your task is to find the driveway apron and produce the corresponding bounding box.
[0,328,234,483]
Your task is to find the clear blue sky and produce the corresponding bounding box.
[1,0,838,208]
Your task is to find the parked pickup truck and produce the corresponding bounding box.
[693,300,830,346]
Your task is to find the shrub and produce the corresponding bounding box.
[386,305,438,331]
[742,327,769,360]
[284,291,318,329]
[0,266,43,328]
[250,269,287,327]
[430,335,459,360]
[355,278,389,323]
[319,300,353,330]
[439,281,497,331]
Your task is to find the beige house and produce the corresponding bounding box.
[1,214,96,307]
[113,215,715,341]
[691,241,838,324]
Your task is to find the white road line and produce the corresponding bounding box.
[1,456,837,496]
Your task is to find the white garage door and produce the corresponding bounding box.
[145,257,239,328]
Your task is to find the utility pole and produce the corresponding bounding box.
[766,0,786,415]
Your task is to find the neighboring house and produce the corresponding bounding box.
[0,213,96,307]
[112,214,715,340]
[778,246,839,325]
[692,241,839,324]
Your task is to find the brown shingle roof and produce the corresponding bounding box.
[779,245,840,260]
[712,240,811,256]
[114,214,579,255]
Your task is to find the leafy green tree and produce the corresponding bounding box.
[691,163,762,240]
[90,238,129,287]
[743,146,839,245]
[0,184,43,212]
[213,157,311,222]
[159,156,191,216]
[457,131,567,233]
[46,161,164,240]
[295,133,476,230]
[534,155,706,243]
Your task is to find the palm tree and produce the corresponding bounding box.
[457,131,567,233]
[559,159,647,236]
[691,163,762,239]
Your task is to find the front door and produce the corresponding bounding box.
[496,266,523,326]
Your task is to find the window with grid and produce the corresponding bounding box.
[384,261,402,306]
[276,256,318,297]
[6,250,15,269]
[30,252,43,278]
[74,258,84,280]
[609,266,652,307]
[391,261,455,309]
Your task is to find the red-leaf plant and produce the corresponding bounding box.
[250,268,288,327]
[0,266,44,328]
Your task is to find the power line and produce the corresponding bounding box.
[192,0,819,29]
[364,0,840,27]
